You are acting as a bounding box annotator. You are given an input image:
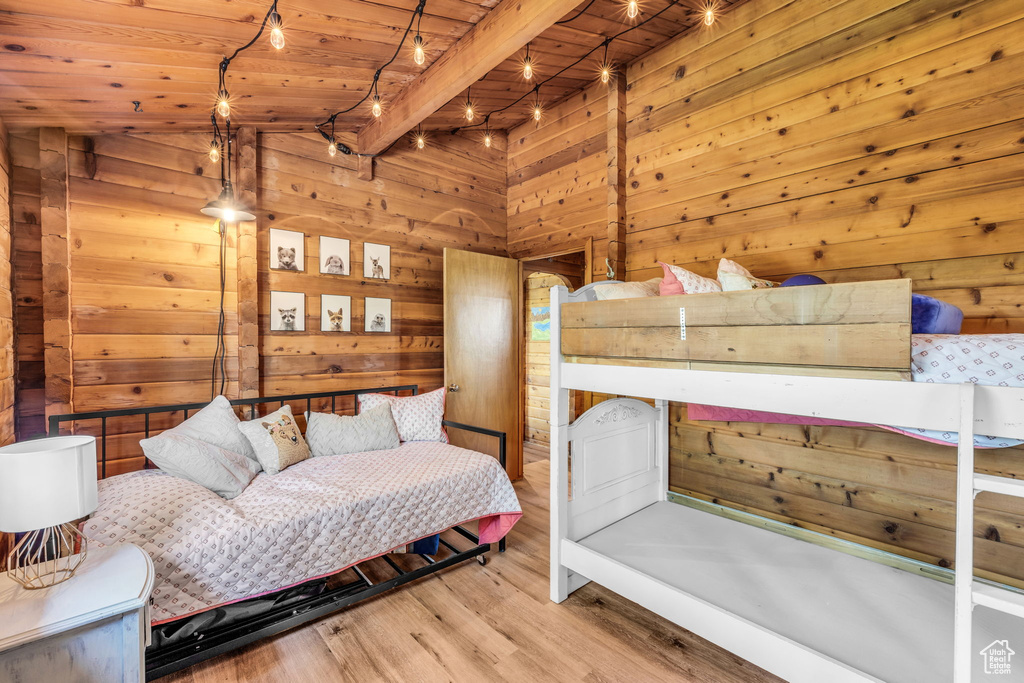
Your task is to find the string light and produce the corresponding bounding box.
[208,140,220,163]
[626,0,639,19]
[371,94,383,118]
[484,132,492,148]
[216,89,230,118]
[414,127,426,149]
[702,2,716,25]
[522,43,534,80]
[465,87,474,121]
[413,35,426,65]
[328,139,338,157]
[599,41,612,84]
[269,11,285,49]
[483,117,492,148]
[532,89,543,121]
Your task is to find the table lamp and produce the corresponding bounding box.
[0,436,98,589]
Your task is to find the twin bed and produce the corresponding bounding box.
[51,387,521,679]
[549,279,1024,682]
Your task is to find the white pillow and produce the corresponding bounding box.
[237,405,311,474]
[717,258,777,290]
[358,388,447,443]
[593,278,661,301]
[162,395,258,466]
[305,404,401,457]
[140,433,260,499]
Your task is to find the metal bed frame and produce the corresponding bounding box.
[48,385,508,680]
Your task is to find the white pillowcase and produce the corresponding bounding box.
[305,404,401,457]
[160,395,258,466]
[237,405,311,475]
[140,433,260,499]
[358,388,448,443]
[717,258,777,290]
[593,278,661,300]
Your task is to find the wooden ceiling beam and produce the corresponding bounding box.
[357,0,587,155]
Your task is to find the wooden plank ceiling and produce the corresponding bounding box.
[0,0,736,136]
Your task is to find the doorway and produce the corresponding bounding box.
[521,250,588,468]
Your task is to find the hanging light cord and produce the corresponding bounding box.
[314,0,428,157]
[453,0,679,132]
[556,0,597,24]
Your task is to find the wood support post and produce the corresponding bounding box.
[234,127,260,399]
[39,127,73,424]
[0,119,14,447]
[606,73,627,281]
[358,155,374,181]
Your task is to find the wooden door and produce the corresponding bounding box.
[444,248,522,479]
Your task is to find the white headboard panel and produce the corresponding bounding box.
[567,398,663,540]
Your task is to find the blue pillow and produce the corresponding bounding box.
[912,294,963,334]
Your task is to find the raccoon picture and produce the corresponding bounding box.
[277,246,298,271]
[278,307,297,331]
[370,313,387,332]
[328,308,345,332]
[323,254,346,275]
[370,256,385,279]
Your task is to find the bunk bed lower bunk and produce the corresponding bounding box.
[549,283,1024,683]
[49,387,520,679]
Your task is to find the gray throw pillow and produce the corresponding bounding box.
[164,395,259,466]
[305,404,401,457]
[140,433,261,499]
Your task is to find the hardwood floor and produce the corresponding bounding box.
[159,445,782,682]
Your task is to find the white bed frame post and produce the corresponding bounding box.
[550,285,572,603]
[953,381,976,683]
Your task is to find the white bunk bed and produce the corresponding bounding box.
[548,283,1024,683]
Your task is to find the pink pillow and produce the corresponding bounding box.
[659,262,722,296]
[359,388,448,443]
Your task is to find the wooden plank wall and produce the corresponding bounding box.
[507,84,609,280]
[3,129,507,474]
[256,131,507,401]
[624,0,1024,584]
[524,273,563,445]
[9,129,43,440]
[0,118,13,447]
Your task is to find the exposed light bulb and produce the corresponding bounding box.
[600,64,612,84]
[208,142,220,163]
[371,96,382,118]
[627,0,639,18]
[270,26,285,50]
[703,6,715,25]
[465,103,474,122]
[328,140,337,157]
[416,133,426,149]
[216,91,230,118]
[413,35,426,66]
[523,57,533,81]
[222,208,236,223]
[484,133,492,148]
[533,104,542,121]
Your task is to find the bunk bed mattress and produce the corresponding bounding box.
[82,441,522,624]
[689,334,1024,447]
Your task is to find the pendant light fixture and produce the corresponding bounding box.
[522,43,534,80]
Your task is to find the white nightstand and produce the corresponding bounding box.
[0,543,155,682]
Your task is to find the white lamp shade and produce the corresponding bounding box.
[0,436,98,532]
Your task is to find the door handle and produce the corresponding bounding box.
[448,383,460,393]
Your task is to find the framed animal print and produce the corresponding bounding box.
[364,297,392,333]
[270,228,304,271]
[319,236,350,276]
[270,291,305,331]
[320,294,351,332]
[363,242,390,280]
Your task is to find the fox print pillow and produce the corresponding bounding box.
[237,405,311,474]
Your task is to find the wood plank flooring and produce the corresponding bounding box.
[159,443,782,682]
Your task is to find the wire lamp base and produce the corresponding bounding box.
[6,522,88,590]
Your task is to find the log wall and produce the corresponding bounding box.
[0,119,12,446]
[504,0,1024,584]
[625,0,1024,584]
[5,129,507,475]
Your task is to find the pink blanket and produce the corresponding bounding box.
[82,441,521,624]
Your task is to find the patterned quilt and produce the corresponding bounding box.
[82,442,522,624]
